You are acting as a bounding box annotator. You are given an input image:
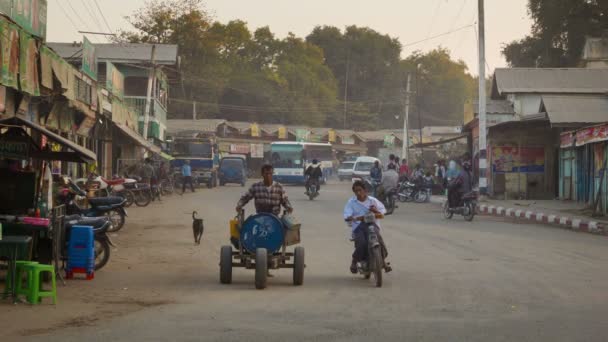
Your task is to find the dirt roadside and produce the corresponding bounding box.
[1,190,223,339]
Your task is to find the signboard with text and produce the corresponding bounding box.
[492,146,545,174]
[106,62,124,98]
[9,0,47,39]
[0,137,29,159]
[81,36,97,80]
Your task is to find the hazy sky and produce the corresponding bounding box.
[47,0,532,75]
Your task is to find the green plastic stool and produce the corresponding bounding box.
[14,261,39,298]
[22,263,57,305]
[3,261,38,299]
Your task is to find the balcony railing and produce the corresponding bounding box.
[124,96,167,124]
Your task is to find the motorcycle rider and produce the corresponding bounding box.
[236,164,293,216]
[377,163,399,203]
[369,160,383,196]
[344,180,391,274]
[304,159,323,195]
[447,161,473,209]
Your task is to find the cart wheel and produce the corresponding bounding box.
[293,246,305,286]
[255,248,267,290]
[220,245,233,284]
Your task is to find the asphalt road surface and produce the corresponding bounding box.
[23,181,608,342]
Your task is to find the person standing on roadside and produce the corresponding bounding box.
[181,160,195,194]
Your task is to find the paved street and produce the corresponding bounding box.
[4,181,608,341]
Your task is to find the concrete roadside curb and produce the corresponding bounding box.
[430,196,607,236]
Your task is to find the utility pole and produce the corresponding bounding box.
[143,44,157,141]
[192,101,197,120]
[402,73,411,162]
[416,64,423,165]
[343,53,350,129]
[478,0,488,194]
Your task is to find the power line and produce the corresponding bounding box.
[92,0,114,34]
[422,0,443,50]
[402,23,476,48]
[80,0,105,34]
[440,0,468,47]
[55,1,81,34]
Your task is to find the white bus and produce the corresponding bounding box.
[270,142,333,184]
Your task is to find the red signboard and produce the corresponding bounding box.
[230,144,250,154]
[560,132,574,149]
[576,124,608,147]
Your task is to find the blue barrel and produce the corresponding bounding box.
[240,213,285,253]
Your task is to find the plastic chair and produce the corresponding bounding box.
[21,263,57,305]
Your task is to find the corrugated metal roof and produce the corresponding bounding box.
[493,68,608,95]
[541,95,608,125]
[47,43,179,65]
[166,119,225,135]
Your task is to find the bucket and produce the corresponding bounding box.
[281,213,301,231]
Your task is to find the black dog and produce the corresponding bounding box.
[192,211,204,245]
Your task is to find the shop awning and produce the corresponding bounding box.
[410,134,469,148]
[159,152,174,161]
[0,116,97,163]
[114,122,161,154]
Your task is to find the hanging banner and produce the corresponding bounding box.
[10,0,47,39]
[20,32,40,96]
[278,126,287,139]
[492,146,545,174]
[106,61,124,98]
[383,135,395,148]
[250,143,264,158]
[328,129,336,143]
[77,116,95,136]
[0,85,6,113]
[81,36,97,81]
[296,129,310,142]
[560,132,575,149]
[230,144,250,154]
[251,123,260,137]
[575,124,608,147]
[0,20,20,89]
[341,136,355,145]
[40,45,54,89]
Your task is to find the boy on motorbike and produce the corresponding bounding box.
[304,159,323,195]
[343,180,391,274]
[447,161,473,209]
[369,160,383,196]
[377,163,399,203]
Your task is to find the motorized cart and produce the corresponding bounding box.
[219,210,305,289]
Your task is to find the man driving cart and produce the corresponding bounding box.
[236,164,293,215]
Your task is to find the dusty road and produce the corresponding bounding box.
[3,181,608,341]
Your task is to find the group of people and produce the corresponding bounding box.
[236,163,391,275]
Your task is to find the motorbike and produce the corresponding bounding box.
[122,175,152,207]
[397,179,428,203]
[306,177,320,200]
[348,212,388,288]
[62,215,115,270]
[76,174,138,208]
[443,191,478,222]
[379,187,398,215]
[59,178,128,232]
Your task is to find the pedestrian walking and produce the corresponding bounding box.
[181,160,195,194]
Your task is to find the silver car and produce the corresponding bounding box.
[337,161,355,181]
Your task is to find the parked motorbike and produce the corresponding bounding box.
[306,177,320,200]
[123,175,152,207]
[59,178,128,232]
[443,191,478,222]
[347,212,388,288]
[397,179,428,203]
[62,215,115,270]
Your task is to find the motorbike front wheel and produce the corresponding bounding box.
[443,201,454,219]
[122,190,134,208]
[414,190,428,203]
[134,190,151,207]
[106,210,125,232]
[94,238,111,270]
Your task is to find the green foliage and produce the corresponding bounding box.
[502,0,608,67]
[121,0,476,129]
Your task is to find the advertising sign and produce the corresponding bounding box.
[278,126,287,139]
[10,0,47,39]
[383,135,395,148]
[0,137,29,159]
[19,32,39,95]
[0,20,20,89]
[250,123,260,137]
[250,143,264,158]
[328,129,336,143]
[560,132,575,149]
[105,62,124,98]
[296,129,310,142]
[575,124,608,147]
[81,36,97,80]
[492,146,545,174]
[230,144,250,154]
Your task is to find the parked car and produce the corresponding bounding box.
[219,156,247,186]
[338,161,355,181]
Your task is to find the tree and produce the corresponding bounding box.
[502,0,608,67]
[401,48,476,127]
[306,26,403,129]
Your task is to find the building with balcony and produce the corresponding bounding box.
[47,42,179,144]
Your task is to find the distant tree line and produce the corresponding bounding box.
[119,0,477,130]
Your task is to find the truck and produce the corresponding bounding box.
[169,133,219,188]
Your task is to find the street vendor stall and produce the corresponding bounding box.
[0,116,96,288]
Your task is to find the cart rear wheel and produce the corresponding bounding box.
[293,246,305,286]
[255,248,268,290]
[220,245,233,284]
